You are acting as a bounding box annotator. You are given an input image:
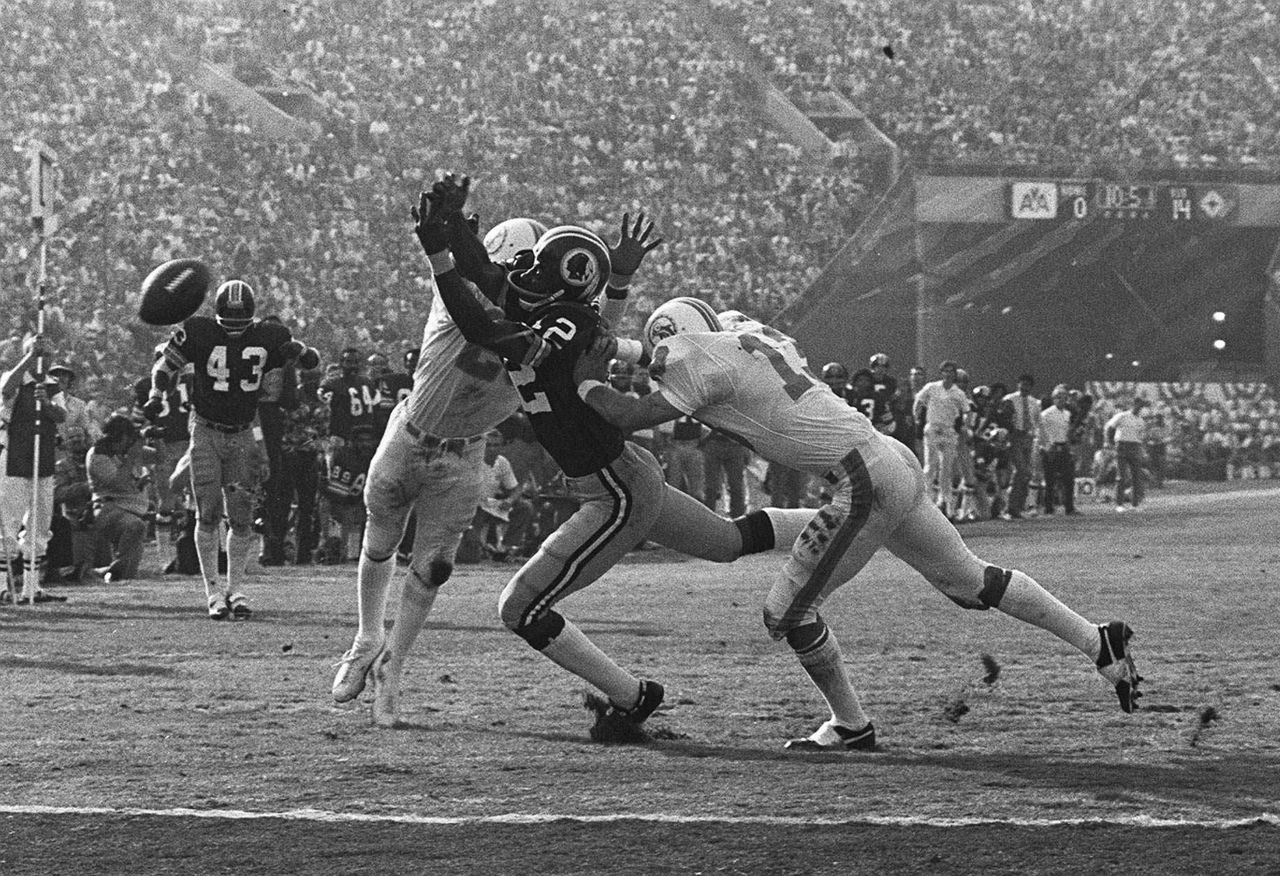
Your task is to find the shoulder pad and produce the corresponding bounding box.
[251,320,293,348]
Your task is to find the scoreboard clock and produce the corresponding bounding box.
[1008,180,1236,222]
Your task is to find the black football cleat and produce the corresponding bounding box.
[1096,621,1142,713]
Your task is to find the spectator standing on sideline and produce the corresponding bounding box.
[703,428,751,517]
[0,336,68,603]
[1038,385,1078,516]
[913,360,967,518]
[257,336,301,566]
[1000,374,1040,519]
[906,365,928,460]
[1145,413,1168,488]
[664,414,707,500]
[1106,398,1147,512]
[48,364,99,447]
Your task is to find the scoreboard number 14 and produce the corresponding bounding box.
[1009,180,1215,222]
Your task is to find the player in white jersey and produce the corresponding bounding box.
[333,201,810,729]
[575,299,1141,750]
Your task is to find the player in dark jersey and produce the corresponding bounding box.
[413,180,803,737]
[370,350,414,442]
[135,346,193,536]
[845,368,897,436]
[319,348,381,451]
[148,279,306,620]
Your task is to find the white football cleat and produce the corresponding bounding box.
[371,651,401,728]
[784,718,877,751]
[332,637,384,703]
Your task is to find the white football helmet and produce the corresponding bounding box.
[642,296,723,356]
[483,217,549,265]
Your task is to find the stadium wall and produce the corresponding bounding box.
[783,168,1280,387]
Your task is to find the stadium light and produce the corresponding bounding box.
[1104,353,1114,360]
[1213,339,1227,351]
[1212,311,1226,323]
[1130,360,1141,367]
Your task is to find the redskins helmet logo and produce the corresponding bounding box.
[559,248,601,289]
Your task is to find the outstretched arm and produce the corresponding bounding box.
[599,211,663,326]
[434,174,508,296]
[572,332,683,433]
[413,189,548,367]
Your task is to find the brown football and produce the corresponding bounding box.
[138,258,211,326]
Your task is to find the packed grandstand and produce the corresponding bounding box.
[4,0,1280,473]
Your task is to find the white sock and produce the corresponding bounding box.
[225,529,253,596]
[998,570,1100,658]
[355,552,396,645]
[761,507,816,550]
[384,579,439,670]
[794,627,871,729]
[194,524,221,600]
[540,618,640,708]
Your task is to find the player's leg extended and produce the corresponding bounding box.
[18,476,57,599]
[0,466,27,598]
[765,449,903,750]
[372,438,486,726]
[882,439,1140,710]
[647,483,815,561]
[499,444,665,714]
[333,423,418,703]
[188,425,229,618]
[221,431,258,618]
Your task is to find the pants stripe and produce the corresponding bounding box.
[780,449,872,630]
[522,461,632,626]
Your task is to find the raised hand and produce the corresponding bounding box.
[411,188,449,253]
[608,212,663,280]
[432,172,472,215]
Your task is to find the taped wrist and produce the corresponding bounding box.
[577,379,606,402]
[606,272,632,295]
[427,250,456,276]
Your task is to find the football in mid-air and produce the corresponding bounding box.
[138,258,212,326]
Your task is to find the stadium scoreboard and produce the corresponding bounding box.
[1008,180,1236,222]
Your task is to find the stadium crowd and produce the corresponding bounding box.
[5,0,1280,403]
[3,1,1280,594]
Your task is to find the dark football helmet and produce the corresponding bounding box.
[339,347,363,376]
[214,279,255,335]
[507,225,611,311]
[869,352,890,369]
[821,362,849,381]
[404,347,420,373]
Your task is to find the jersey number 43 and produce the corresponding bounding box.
[207,345,268,392]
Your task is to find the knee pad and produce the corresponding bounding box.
[510,608,565,650]
[224,483,255,530]
[733,509,776,556]
[408,557,453,591]
[977,565,1011,610]
[784,619,828,654]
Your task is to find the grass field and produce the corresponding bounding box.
[3,481,1279,874]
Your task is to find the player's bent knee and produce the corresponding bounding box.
[945,565,1011,611]
[732,510,776,557]
[784,619,828,653]
[408,558,453,591]
[978,565,1011,609]
[510,608,565,650]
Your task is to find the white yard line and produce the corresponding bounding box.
[0,803,1276,829]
